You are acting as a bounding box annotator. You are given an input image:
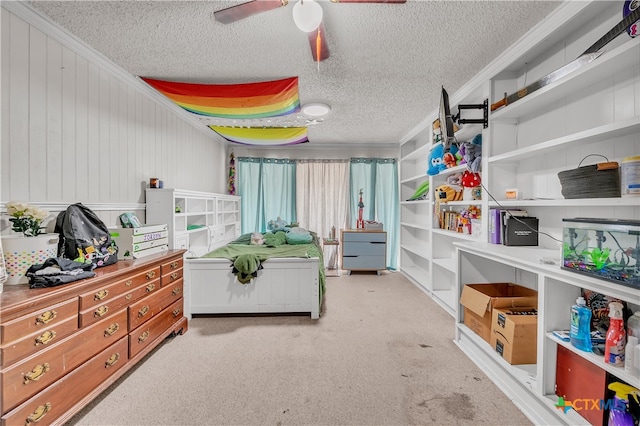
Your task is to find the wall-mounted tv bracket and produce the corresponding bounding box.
[453,99,488,128]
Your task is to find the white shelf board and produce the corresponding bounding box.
[400,199,431,206]
[454,242,640,305]
[400,243,429,259]
[400,143,430,162]
[547,333,640,388]
[400,173,430,185]
[400,221,430,231]
[432,257,456,273]
[488,197,640,207]
[453,324,574,425]
[401,268,430,294]
[431,289,455,316]
[491,38,640,121]
[488,117,640,164]
[432,228,480,242]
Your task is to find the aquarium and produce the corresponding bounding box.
[562,218,640,289]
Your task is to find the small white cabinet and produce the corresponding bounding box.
[145,189,240,257]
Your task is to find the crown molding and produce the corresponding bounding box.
[2,1,227,144]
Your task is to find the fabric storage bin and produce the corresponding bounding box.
[557,155,620,199]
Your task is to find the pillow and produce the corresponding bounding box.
[286,227,312,245]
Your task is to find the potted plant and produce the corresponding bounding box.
[2,202,59,285]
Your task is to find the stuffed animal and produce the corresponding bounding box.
[250,232,264,245]
[434,184,463,203]
[443,144,462,168]
[427,143,447,176]
[459,133,482,172]
[461,170,482,201]
[267,216,290,232]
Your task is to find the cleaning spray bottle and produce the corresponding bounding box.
[605,302,626,367]
[607,382,639,426]
[570,296,592,352]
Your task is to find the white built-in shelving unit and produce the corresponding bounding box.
[399,1,640,423]
[145,189,240,257]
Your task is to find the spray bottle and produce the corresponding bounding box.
[607,382,639,426]
[604,302,626,367]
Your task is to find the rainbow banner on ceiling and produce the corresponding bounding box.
[210,126,308,146]
[141,76,300,119]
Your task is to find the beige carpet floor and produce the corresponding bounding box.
[67,270,532,426]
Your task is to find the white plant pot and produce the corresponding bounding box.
[1,234,59,285]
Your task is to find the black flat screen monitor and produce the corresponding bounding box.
[439,86,455,152]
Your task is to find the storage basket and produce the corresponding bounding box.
[557,155,620,199]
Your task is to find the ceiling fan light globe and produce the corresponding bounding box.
[302,102,331,117]
[292,0,323,32]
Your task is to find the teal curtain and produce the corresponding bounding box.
[238,157,296,233]
[349,158,399,270]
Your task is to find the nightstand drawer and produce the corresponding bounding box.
[342,232,386,243]
[342,255,385,270]
[343,241,386,256]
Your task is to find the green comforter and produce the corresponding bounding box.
[202,232,326,305]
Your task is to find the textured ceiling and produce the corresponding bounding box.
[27,0,561,148]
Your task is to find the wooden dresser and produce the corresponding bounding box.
[0,250,187,426]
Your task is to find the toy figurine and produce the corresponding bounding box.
[357,189,365,229]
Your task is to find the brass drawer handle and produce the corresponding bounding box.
[125,293,133,300]
[105,352,120,368]
[94,305,109,317]
[146,283,155,293]
[172,287,181,296]
[34,330,56,346]
[35,310,56,325]
[146,270,156,280]
[94,289,109,301]
[170,272,179,280]
[26,402,51,424]
[138,306,149,318]
[170,261,179,270]
[104,323,120,337]
[23,363,50,384]
[172,308,182,318]
[125,279,133,287]
[138,330,150,343]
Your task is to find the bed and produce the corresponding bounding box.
[183,231,325,319]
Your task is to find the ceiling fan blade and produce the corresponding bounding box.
[308,22,330,62]
[214,0,288,24]
[330,0,406,3]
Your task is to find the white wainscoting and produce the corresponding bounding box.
[1,4,228,206]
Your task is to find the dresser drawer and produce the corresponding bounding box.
[1,337,128,426]
[1,309,128,413]
[161,266,183,287]
[128,279,183,331]
[129,298,183,358]
[161,258,183,276]
[78,278,161,328]
[1,315,78,368]
[78,266,161,311]
[342,232,386,243]
[0,298,78,345]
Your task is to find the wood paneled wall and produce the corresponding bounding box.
[1,5,228,227]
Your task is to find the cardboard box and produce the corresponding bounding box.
[460,283,538,343]
[490,307,537,364]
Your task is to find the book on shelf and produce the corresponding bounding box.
[489,208,528,244]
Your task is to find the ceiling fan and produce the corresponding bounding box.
[213,0,406,62]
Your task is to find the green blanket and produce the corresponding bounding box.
[203,233,326,305]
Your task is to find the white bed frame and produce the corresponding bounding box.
[183,256,321,319]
